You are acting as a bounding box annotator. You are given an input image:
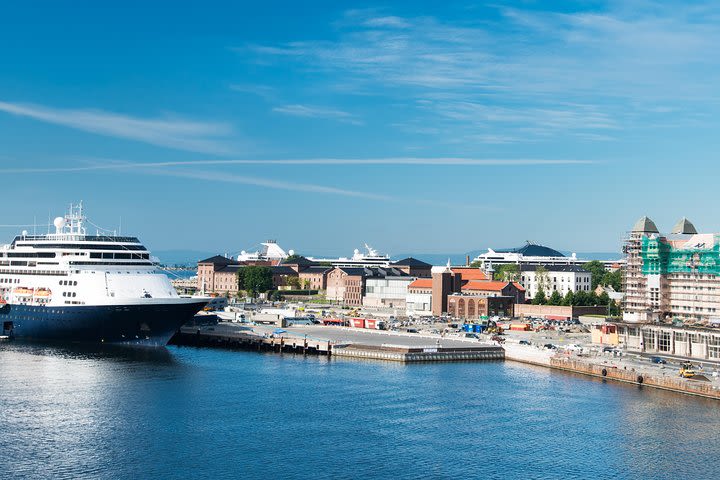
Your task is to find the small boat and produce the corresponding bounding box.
[0,335,10,341]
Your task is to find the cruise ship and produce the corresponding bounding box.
[0,204,208,345]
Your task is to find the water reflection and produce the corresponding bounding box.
[2,343,720,480]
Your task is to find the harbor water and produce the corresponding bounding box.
[2,342,720,479]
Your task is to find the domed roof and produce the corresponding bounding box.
[632,216,659,233]
[671,217,697,235]
[497,242,564,257]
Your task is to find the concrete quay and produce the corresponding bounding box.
[171,323,503,363]
[503,340,720,400]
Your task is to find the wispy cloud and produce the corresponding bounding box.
[229,84,278,101]
[244,3,720,143]
[3,156,592,208]
[272,104,363,125]
[0,100,235,154]
[2,157,595,173]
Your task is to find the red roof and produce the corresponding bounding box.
[512,282,526,291]
[462,280,508,291]
[451,268,488,281]
[408,278,433,289]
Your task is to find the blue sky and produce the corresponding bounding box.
[1,0,720,258]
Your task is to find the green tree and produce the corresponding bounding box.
[494,263,520,281]
[573,290,588,306]
[236,267,245,292]
[469,260,482,268]
[284,254,305,264]
[534,265,550,293]
[608,299,620,317]
[582,260,607,289]
[548,290,563,306]
[601,268,623,292]
[286,276,301,289]
[242,266,274,299]
[598,291,610,306]
[533,287,547,305]
[562,290,574,306]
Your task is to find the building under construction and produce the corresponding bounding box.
[623,216,720,324]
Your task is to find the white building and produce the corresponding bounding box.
[405,278,433,317]
[363,268,414,309]
[519,264,592,299]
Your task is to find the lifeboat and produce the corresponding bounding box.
[34,288,52,297]
[13,287,34,296]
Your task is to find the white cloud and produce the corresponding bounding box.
[0,100,235,154]
[2,157,594,173]
[272,104,363,125]
[246,3,720,142]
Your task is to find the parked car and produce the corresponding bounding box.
[651,356,667,364]
[543,343,557,349]
[519,340,531,346]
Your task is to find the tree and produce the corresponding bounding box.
[534,265,550,293]
[598,291,610,306]
[242,266,273,299]
[582,260,607,290]
[469,260,483,268]
[608,299,620,317]
[548,290,563,306]
[494,263,520,281]
[573,290,588,306]
[301,278,311,290]
[533,287,547,305]
[562,290,574,306]
[284,254,305,264]
[601,268,623,292]
[286,276,301,289]
[236,267,245,292]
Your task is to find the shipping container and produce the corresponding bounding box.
[350,318,365,328]
[510,323,531,331]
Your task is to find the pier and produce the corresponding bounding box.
[170,323,504,363]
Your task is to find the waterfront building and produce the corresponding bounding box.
[622,216,720,324]
[298,266,332,291]
[607,322,720,362]
[363,268,414,309]
[406,279,433,317]
[197,255,238,293]
[391,257,432,278]
[447,294,514,319]
[326,266,412,307]
[196,255,301,295]
[519,264,592,300]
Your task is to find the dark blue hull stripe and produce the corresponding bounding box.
[0,301,206,345]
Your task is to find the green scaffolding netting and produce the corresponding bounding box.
[641,236,720,275]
